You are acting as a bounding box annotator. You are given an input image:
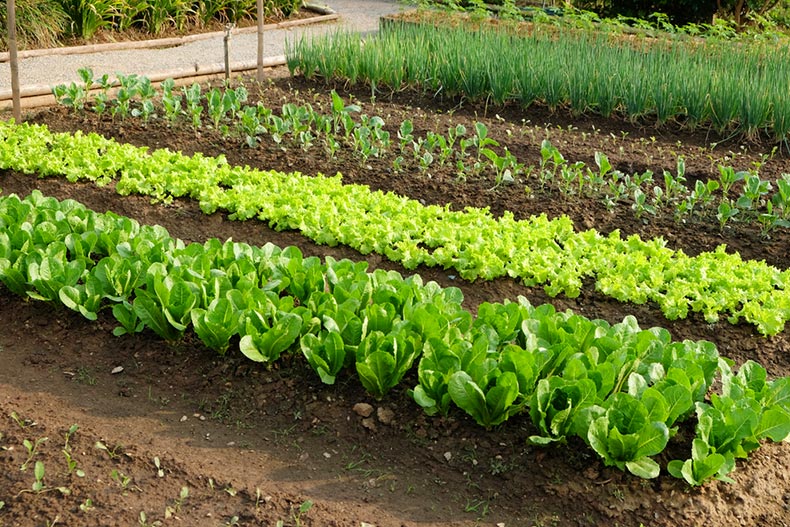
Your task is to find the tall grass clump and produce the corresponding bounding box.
[286,20,790,142]
[3,0,302,47]
[0,0,69,50]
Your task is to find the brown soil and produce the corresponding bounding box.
[1,67,790,527]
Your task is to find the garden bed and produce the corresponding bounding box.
[1,66,790,526]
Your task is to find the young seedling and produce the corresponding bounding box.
[330,90,360,136]
[52,83,87,111]
[110,469,134,491]
[153,456,165,477]
[254,487,265,510]
[137,511,161,527]
[538,139,565,189]
[165,486,189,519]
[557,160,587,196]
[482,147,522,190]
[418,151,434,173]
[64,424,79,450]
[132,77,158,123]
[737,173,773,218]
[183,83,204,129]
[690,179,720,215]
[772,173,790,219]
[62,449,85,478]
[470,122,499,160]
[92,73,113,116]
[160,78,183,124]
[18,461,70,496]
[717,165,746,200]
[298,130,315,152]
[392,155,405,173]
[31,460,46,492]
[10,411,34,429]
[112,73,141,120]
[398,119,414,153]
[446,123,466,154]
[206,88,225,129]
[632,188,656,219]
[21,437,48,471]
[78,67,95,94]
[95,440,124,460]
[291,499,314,527]
[757,201,790,238]
[661,157,688,205]
[716,201,739,230]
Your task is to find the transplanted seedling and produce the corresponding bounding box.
[95,440,124,460]
[20,436,48,471]
[165,486,189,519]
[291,499,314,527]
[138,510,162,527]
[17,461,71,496]
[110,469,133,491]
[62,449,85,478]
[62,424,85,477]
[10,411,35,429]
[153,456,165,477]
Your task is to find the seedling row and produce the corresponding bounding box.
[52,69,790,236]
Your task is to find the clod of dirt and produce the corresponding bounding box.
[376,406,395,425]
[584,466,600,480]
[353,402,374,417]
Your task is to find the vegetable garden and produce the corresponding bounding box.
[2,5,790,527]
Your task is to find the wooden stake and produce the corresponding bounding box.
[223,23,233,82]
[257,0,264,83]
[7,0,22,121]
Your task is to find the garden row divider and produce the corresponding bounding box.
[0,57,287,111]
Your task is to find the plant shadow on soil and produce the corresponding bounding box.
[1,67,790,526]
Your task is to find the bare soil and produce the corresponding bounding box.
[1,66,790,527]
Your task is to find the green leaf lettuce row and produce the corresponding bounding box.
[529,376,601,444]
[448,370,520,429]
[587,393,670,479]
[355,328,422,399]
[190,296,242,355]
[239,310,303,364]
[301,331,348,385]
[3,191,790,485]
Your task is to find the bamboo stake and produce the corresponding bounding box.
[223,23,234,82]
[7,0,21,121]
[257,0,265,83]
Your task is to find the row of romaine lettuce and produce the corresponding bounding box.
[1,190,789,485]
[0,120,788,335]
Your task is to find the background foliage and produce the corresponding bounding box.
[570,0,787,26]
[1,0,303,49]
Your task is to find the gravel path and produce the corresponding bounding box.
[0,0,405,91]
